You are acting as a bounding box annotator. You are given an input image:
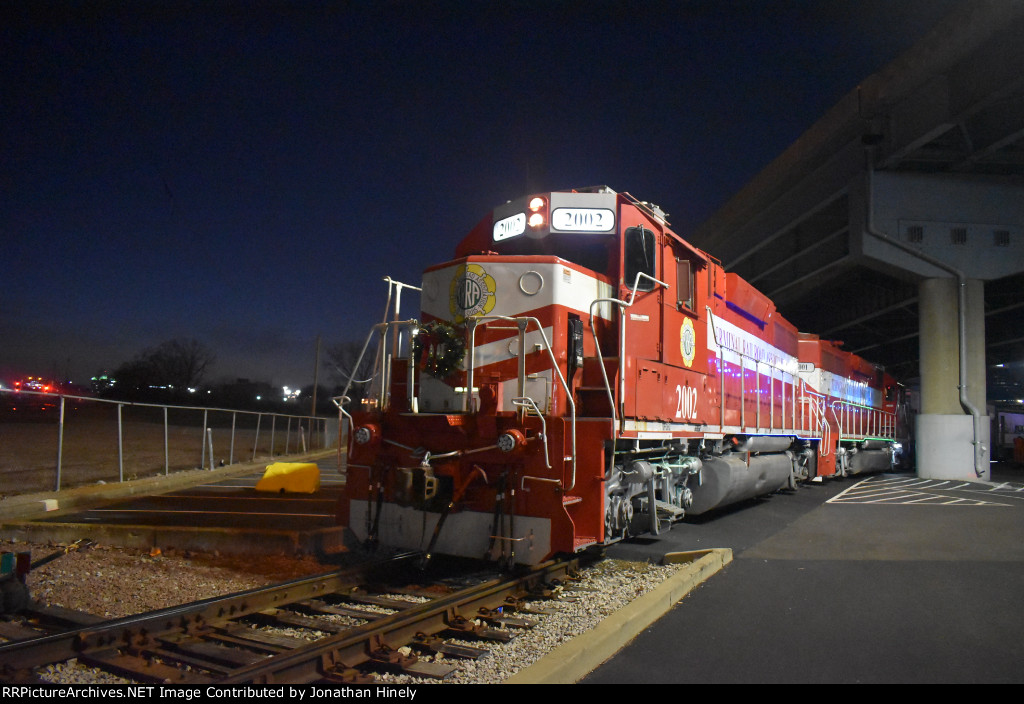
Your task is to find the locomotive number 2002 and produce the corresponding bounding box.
[551,208,615,232]
[675,384,698,420]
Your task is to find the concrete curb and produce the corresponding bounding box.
[0,449,337,522]
[505,548,733,684]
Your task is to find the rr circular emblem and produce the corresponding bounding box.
[450,263,496,323]
[680,317,696,368]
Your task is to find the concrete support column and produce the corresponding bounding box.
[916,277,989,480]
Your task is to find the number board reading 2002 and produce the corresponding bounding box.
[552,208,615,232]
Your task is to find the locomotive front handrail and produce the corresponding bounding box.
[339,323,382,409]
[465,314,577,490]
[331,395,354,472]
[381,276,423,379]
[340,319,421,412]
[512,397,550,469]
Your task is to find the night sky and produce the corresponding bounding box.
[2,0,964,390]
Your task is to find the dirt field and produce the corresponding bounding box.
[0,401,328,496]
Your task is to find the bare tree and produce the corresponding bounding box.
[325,340,377,406]
[147,338,215,391]
[111,338,215,400]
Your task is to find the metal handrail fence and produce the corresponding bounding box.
[0,388,332,493]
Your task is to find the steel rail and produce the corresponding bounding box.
[218,556,580,684]
[0,553,580,684]
[0,554,418,674]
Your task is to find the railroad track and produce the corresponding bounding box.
[0,553,582,684]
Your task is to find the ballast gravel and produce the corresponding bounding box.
[377,559,683,685]
[0,538,683,684]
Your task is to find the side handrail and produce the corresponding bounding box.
[589,271,668,478]
[829,399,896,440]
[706,305,798,434]
[705,308,727,429]
[799,388,826,438]
[829,400,845,445]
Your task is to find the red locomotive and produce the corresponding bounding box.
[337,187,905,566]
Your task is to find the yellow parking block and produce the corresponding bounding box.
[255,462,321,494]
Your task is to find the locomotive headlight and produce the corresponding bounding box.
[527,196,547,229]
[354,424,379,445]
[497,429,527,453]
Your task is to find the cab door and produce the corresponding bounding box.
[621,217,664,420]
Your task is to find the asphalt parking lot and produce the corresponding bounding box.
[586,465,1024,683]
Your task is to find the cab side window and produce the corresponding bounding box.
[676,258,693,310]
[624,226,657,292]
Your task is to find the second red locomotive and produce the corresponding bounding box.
[337,187,905,566]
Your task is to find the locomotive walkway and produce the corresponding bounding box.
[2,458,1023,683]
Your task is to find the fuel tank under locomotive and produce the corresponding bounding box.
[686,453,795,516]
[842,440,895,475]
[687,436,797,516]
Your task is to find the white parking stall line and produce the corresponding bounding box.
[827,476,1013,506]
[828,480,871,502]
[868,478,936,489]
[902,495,949,504]
[985,482,1024,493]
[831,490,1009,506]
[831,489,920,502]
[896,479,952,490]
[959,488,1024,502]
[872,492,941,503]
[836,492,932,504]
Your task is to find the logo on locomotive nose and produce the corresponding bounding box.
[450,263,497,323]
